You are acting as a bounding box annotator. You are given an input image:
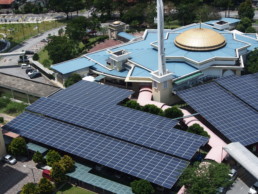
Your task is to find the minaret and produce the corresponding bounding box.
[151,0,173,104]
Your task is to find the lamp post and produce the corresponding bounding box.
[23,164,36,183]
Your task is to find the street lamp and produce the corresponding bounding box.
[23,164,36,183]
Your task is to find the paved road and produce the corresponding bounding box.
[227,178,249,194]
[0,26,64,84]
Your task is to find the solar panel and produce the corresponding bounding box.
[27,98,208,160]
[50,81,134,107]
[3,112,188,189]
[215,74,258,111]
[178,82,258,146]
[49,81,179,130]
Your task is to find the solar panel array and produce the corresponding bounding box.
[178,82,258,146]
[3,112,188,189]
[27,98,208,160]
[50,81,179,130]
[215,74,258,111]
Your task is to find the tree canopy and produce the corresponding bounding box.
[32,151,45,165]
[164,106,183,119]
[45,36,80,64]
[179,161,232,194]
[51,162,67,184]
[187,124,210,137]
[46,150,61,167]
[21,183,39,194]
[59,155,75,173]
[38,178,55,194]
[238,0,254,20]
[130,179,155,194]
[142,104,163,115]
[8,137,27,156]
[246,48,258,73]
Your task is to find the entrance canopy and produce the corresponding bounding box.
[223,142,258,180]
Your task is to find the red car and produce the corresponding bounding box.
[42,169,52,180]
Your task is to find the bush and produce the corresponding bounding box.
[51,162,67,184]
[0,97,11,109]
[42,59,51,68]
[21,183,39,194]
[64,73,82,87]
[38,178,55,194]
[4,102,27,114]
[33,53,39,61]
[163,106,183,119]
[125,100,141,110]
[141,104,163,115]
[0,117,3,123]
[32,151,45,165]
[187,124,210,137]
[130,179,155,194]
[46,150,61,167]
[8,137,27,156]
[59,155,75,173]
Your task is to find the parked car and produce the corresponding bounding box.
[18,55,29,63]
[249,181,258,194]
[25,50,34,55]
[25,67,34,74]
[3,155,17,165]
[228,168,237,181]
[21,63,31,69]
[28,70,41,79]
[42,169,52,180]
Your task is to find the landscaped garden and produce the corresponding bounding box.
[0,95,27,116]
[57,183,96,194]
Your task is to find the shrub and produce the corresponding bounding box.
[42,59,51,68]
[46,150,61,167]
[51,162,67,184]
[59,155,75,173]
[32,53,39,61]
[187,123,210,137]
[130,179,155,194]
[141,104,163,115]
[32,151,45,165]
[0,97,11,109]
[4,102,27,114]
[38,178,55,194]
[64,73,82,87]
[21,183,39,194]
[8,137,27,156]
[0,117,3,123]
[163,106,183,119]
[125,100,141,110]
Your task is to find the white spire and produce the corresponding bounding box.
[157,0,166,76]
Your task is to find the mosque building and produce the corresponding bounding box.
[51,3,258,104]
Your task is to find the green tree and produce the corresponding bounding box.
[21,183,39,194]
[142,104,163,115]
[46,150,61,167]
[59,155,75,173]
[236,17,252,32]
[246,26,256,33]
[66,16,88,41]
[93,0,113,19]
[130,179,155,194]
[64,73,82,87]
[125,100,141,110]
[32,151,45,165]
[238,0,254,20]
[51,162,67,184]
[0,97,10,109]
[8,137,27,156]
[164,106,183,119]
[176,3,197,25]
[38,178,55,194]
[246,48,258,73]
[179,162,232,194]
[49,0,75,19]
[45,36,80,64]
[33,53,39,61]
[187,124,210,137]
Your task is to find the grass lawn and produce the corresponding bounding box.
[0,20,65,50]
[38,49,53,68]
[57,183,95,194]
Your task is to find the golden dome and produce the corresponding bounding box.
[113,21,121,25]
[174,28,226,51]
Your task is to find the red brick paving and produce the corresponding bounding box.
[88,39,122,53]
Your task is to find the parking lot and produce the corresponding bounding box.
[0,159,42,194]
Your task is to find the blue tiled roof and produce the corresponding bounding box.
[118,32,136,40]
[205,17,240,25]
[51,57,95,74]
[90,64,129,78]
[235,34,258,51]
[243,33,257,39]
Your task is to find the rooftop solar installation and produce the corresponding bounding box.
[27,97,208,160]
[49,80,179,130]
[3,112,189,189]
[178,82,258,146]
[215,74,258,111]
[50,81,134,107]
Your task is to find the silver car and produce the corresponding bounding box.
[4,155,17,165]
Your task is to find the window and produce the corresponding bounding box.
[163,81,168,88]
[153,81,157,88]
